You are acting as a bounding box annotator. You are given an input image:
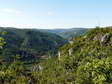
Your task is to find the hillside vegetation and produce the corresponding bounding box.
[39,28,88,39]
[58,28,88,39]
[0,27,66,63]
[31,27,112,84]
[0,27,112,84]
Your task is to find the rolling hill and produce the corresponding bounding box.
[0,27,66,63]
[38,28,89,39]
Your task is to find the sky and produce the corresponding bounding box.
[0,0,112,29]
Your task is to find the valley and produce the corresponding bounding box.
[0,0,111,83]
[0,26,112,84]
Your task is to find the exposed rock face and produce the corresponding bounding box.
[100,33,111,45]
[69,48,73,56]
[93,34,102,41]
[101,34,110,42]
[93,33,111,45]
[69,41,74,45]
[58,51,61,60]
[32,65,43,72]
[68,37,74,45]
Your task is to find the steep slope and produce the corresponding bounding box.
[60,27,112,57]
[1,27,112,84]
[0,27,66,63]
[59,28,88,39]
[32,27,112,84]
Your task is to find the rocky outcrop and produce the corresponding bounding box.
[69,48,73,56]
[68,37,74,45]
[100,33,111,45]
[69,41,74,45]
[58,51,61,60]
[93,33,111,45]
[101,34,110,42]
[32,65,43,72]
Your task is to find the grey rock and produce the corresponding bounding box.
[58,51,61,60]
[69,48,73,56]
[100,33,111,44]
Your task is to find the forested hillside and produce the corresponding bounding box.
[0,27,112,84]
[57,28,88,39]
[31,27,112,84]
[0,27,66,63]
[39,28,88,39]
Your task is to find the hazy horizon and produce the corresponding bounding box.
[0,0,112,29]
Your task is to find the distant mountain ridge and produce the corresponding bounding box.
[38,28,89,39]
[1,27,88,39]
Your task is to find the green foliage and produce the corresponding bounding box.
[76,57,112,84]
[0,61,29,84]
[1,27,112,84]
[30,27,112,84]
[59,28,88,39]
[38,28,88,39]
[1,31,8,35]
[0,37,6,49]
[0,27,66,63]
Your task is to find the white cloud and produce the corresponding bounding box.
[1,8,22,15]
